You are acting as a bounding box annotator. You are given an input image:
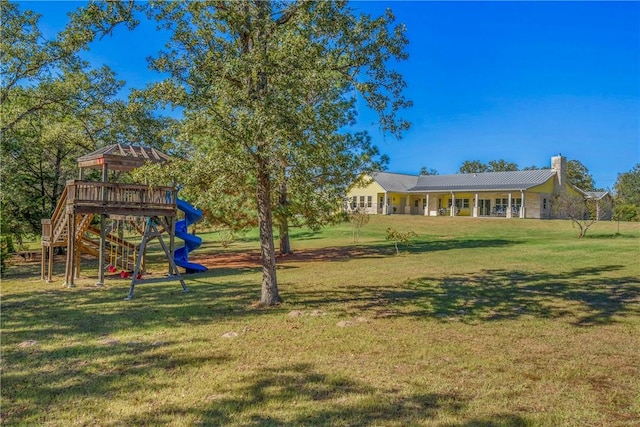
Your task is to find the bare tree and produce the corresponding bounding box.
[553,193,608,238]
[349,208,370,243]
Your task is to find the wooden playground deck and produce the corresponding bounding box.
[66,180,177,216]
[41,180,178,284]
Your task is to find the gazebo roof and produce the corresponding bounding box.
[77,144,170,171]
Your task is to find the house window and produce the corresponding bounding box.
[367,196,372,208]
[359,196,365,208]
[543,198,547,209]
[351,197,357,209]
[455,199,470,209]
[414,199,419,207]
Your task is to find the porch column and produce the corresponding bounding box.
[473,193,479,217]
[424,194,430,216]
[383,193,389,215]
[450,193,456,217]
[405,195,411,215]
[520,191,526,218]
[507,193,513,218]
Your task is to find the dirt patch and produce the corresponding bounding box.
[10,246,385,271]
[193,246,384,270]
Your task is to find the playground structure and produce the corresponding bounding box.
[41,144,207,299]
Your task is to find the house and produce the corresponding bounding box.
[346,155,609,219]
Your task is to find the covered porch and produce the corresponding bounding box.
[403,191,529,218]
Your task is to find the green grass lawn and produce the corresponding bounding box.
[2,217,639,426]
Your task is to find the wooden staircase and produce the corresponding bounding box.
[41,186,140,281]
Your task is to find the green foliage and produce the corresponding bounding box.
[487,159,519,172]
[458,159,518,173]
[0,1,169,243]
[458,160,489,174]
[614,163,640,207]
[217,229,238,249]
[143,1,411,305]
[567,159,595,191]
[0,233,15,274]
[385,227,417,254]
[419,166,438,175]
[613,203,640,222]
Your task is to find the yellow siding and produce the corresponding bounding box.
[527,176,555,193]
[566,185,582,197]
[348,179,385,196]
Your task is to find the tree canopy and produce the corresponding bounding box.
[614,164,640,206]
[458,159,518,174]
[566,159,595,191]
[0,1,169,246]
[140,0,411,305]
[613,163,640,221]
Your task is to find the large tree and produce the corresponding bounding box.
[566,159,595,191]
[1,1,168,245]
[488,159,518,172]
[144,1,411,305]
[613,163,640,222]
[458,160,489,174]
[614,164,640,206]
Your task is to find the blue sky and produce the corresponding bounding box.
[23,1,640,189]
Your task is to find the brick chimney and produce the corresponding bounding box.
[551,154,567,191]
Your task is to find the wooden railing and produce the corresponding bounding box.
[42,185,69,244]
[65,180,177,216]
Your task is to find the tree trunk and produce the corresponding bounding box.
[277,183,292,255]
[256,160,282,306]
[278,217,291,255]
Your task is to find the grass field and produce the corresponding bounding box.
[1,216,639,426]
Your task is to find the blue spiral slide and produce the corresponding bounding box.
[174,198,208,273]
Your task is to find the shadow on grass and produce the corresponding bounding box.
[118,363,531,426]
[0,278,268,423]
[1,279,270,347]
[2,337,232,423]
[293,265,640,326]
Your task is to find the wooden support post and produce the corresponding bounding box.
[126,217,188,300]
[47,246,53,283]
[40,246,46,280]
[169,216,175,276]
[75,240,81,279]
[67,213,76,288]
[97,163,108,286]
[96,214,106,286]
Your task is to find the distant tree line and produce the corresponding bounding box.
[613,164,640,221]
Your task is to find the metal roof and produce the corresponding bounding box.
[583,191,609,200]
[370,171,419,192]
[408,169,558,193]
